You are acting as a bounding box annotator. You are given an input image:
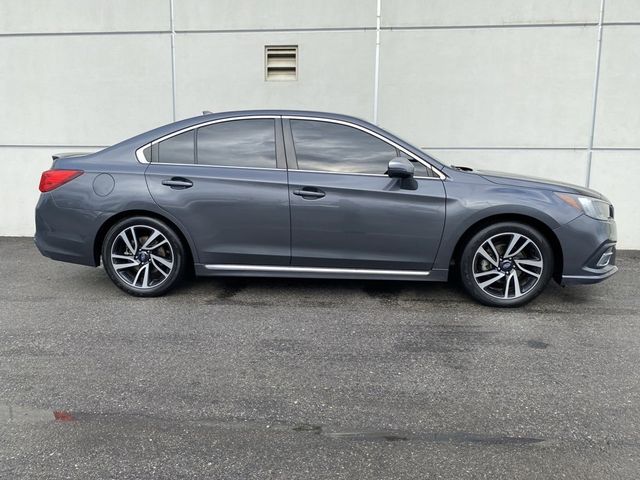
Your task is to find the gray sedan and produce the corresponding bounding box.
[35,110,617,307]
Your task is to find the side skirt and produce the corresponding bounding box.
[195,264,449,282]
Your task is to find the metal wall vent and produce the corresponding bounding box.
[265,46,297,81]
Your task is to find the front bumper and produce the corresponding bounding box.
[555,214,618,285]
[562,265,618,285]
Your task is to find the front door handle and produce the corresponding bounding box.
[161,177,193,189]
[293,187,326,199]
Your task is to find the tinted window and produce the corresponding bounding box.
[197,119,276,168]
[291,120,397,174]
[399,152,431,177]
[156,130,194,164]
[142,145,151,162]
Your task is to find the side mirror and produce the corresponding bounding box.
[387,157,415,179]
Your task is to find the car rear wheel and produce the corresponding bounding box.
[459,222,553,307]
[102,216,185,297]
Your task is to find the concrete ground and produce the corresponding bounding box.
[1,237,639,479]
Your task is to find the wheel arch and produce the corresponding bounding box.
[449,213,564,283]
[93,209,196,269]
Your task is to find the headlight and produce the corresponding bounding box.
[556,193,612,221]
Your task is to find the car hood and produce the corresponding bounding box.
[468,169,608,201]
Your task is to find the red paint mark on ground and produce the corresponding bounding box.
[53,410,75,421]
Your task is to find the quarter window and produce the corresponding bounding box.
[197,119,276,168]
[291,120,397,175]
[141,145,151,162]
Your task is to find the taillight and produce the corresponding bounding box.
[39,169,84,192]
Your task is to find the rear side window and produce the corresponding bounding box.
[155,130,195,164]
[197,119,276,168]
[290,120,397,175]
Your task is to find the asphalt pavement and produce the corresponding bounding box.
[1,237,639,479]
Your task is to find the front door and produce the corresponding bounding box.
[285,118,446,271]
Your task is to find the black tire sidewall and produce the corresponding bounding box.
[101,216,185,297]
[460,222,554,307]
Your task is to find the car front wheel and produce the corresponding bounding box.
[102,216,185,297]
[459,222,554,307]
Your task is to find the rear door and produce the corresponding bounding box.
[145,116,290,266]
[285,117,446,271]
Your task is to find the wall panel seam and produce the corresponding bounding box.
[173,27,376,34]
[0,145,108,149]
[3,145,639,151]
[0,31,170,37]
[1,22,639,38]
[169,0,177,122]
[380,23,600,31]
[421,147,640,151]
[586,0,606,187]
[373,0,381,124]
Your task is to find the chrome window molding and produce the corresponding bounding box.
[135,145,150,164]
[283,115,446,180]
[288,168,438,180]
[139,162,284,173]
[135,113,446,181]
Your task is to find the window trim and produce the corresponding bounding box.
[282,116,445,180]
[135,114,445,180]
[135,115,283,170]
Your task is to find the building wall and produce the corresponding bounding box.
[1,0,638,248]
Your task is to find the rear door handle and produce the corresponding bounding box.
[161,177,193,189]
[293,187,325,199]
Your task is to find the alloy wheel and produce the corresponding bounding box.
[110,225,175,289]
[472,232,544,300]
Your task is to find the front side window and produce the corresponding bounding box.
[290,120,398,175]
[197,119,276,168]
[399,152,430,177]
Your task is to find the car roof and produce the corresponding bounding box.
[195,109,378,130]
[201,109,365,121]
[133,109,385,143]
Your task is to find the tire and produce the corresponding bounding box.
[101,216,186,297]
[459,222,554,307]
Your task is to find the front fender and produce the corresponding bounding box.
[432,181,580,271]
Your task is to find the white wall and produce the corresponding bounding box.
[0,0,638,248]
[174,30,376,120]
[378,26,597,148]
